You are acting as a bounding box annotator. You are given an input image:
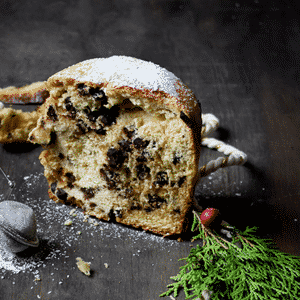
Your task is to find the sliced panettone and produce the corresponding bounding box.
[28,56,202,236]
[0,107,41,143]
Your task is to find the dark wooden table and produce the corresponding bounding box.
[1,0,300,299]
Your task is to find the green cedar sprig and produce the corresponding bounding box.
[160,211,300,299]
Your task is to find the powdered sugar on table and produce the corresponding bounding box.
[0,172,179,278]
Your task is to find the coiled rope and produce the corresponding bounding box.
[197,113,247,182]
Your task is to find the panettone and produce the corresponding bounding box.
[0,108,41,144]
[28,56,202,235]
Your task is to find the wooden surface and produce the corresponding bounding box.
[1,0,300,299]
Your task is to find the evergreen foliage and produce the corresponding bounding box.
[160,211,300,299]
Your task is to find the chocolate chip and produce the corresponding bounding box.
[136,155,147,163]
[124,187,132,195]
[81,187,95,199]
[76,120,91,134]
[178,176,186,187]
[108,181,117,189]
[57,168,63,176]
[154,171,169,187]
[84,106,103,123]
[47,105,58,121]
[77,83,89,96]
[100,169,118,189]
[56,188,68,201]
[144,206,153,212]
[64,97,77,119]
[89,88,108,105]
[95,126,106,135]
[107,148,127,169]
[67,183,74,189]
[50,182,57,194]
[114,209,122,218]
[173,154,181,165]
[123,127,136,139]
[124,167,131,177]
[66,172,76,182]
[89,202,96,208]
[148,194,166,209]
[58,153,65,159]
[64,96,71,105]
[136,164,150,180]
[107,170,119,180]
[100,106,120,126]
[100,115,109,125]
[171,181,176,187]
[118,139,132,153]
[88,87,100,96]
[83,106,92,115]
[41,90,50,100]
[133,138,149,149]
[48,131,57,145]
[130,203,141,210]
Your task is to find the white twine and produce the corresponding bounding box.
[201,113,219,138]
[197,113,247,181]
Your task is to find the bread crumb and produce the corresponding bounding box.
[64,219,73,226]
[177,237,183,242]
[104,263,109,268]
[33,275,41,282]
[69,209,76,215]
[76,257,91,276]
[77,231,82,235]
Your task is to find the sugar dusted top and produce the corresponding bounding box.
[47,55,201,123]
[49,56,180,98]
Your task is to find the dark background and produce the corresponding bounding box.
[1,0,300,299]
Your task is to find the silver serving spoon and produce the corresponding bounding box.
[0,165,39,253]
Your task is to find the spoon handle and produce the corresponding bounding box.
[0,165,15,199]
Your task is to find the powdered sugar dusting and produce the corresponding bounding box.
[52,56,180,98]
[0,172,180,277]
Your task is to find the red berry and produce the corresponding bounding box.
[200,208,222,228]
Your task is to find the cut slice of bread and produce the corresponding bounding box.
[28,56,202,236]
[0,81,48,104]
[0,107,40,143]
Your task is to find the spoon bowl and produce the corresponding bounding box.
[0,201,39,253]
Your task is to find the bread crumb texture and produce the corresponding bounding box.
[28,56,202,235]
[76,257,91,276]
